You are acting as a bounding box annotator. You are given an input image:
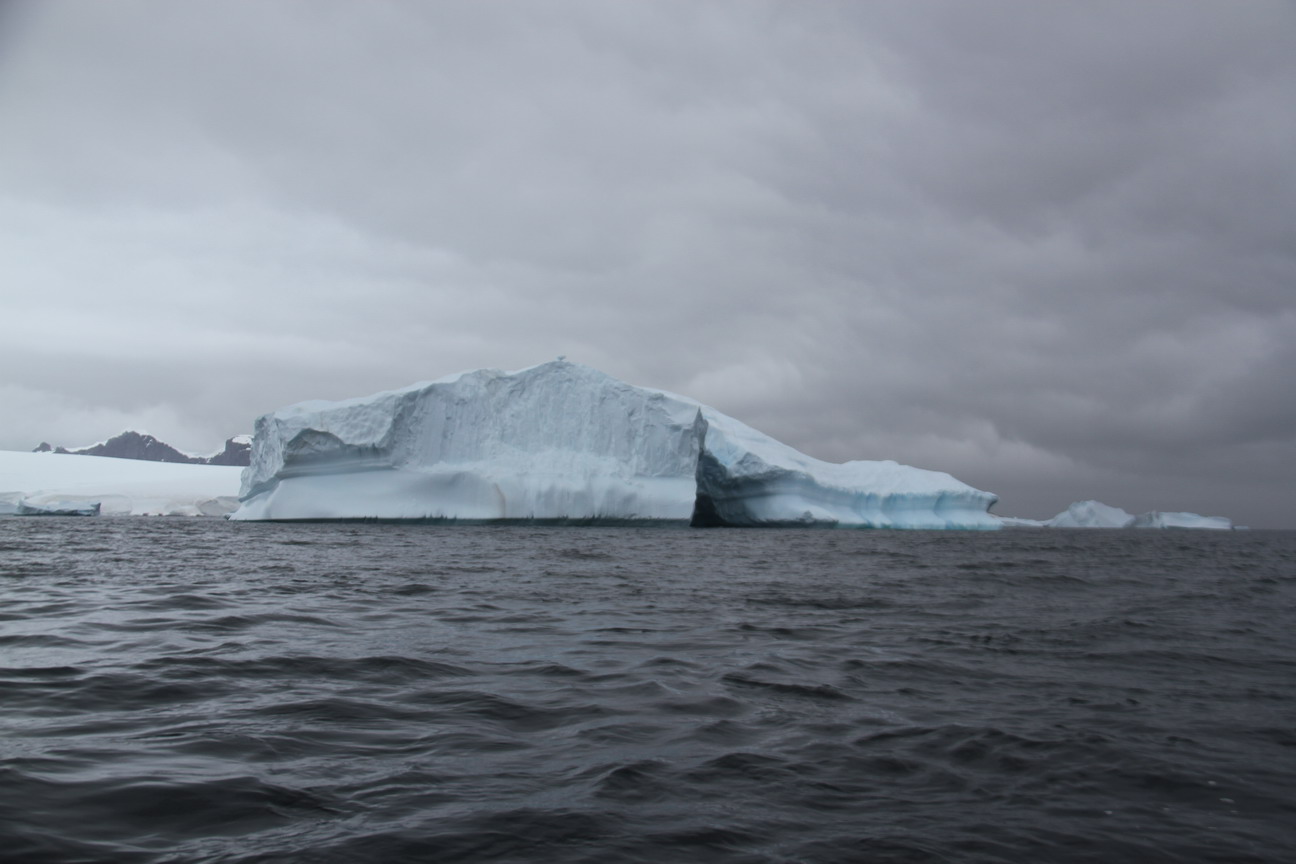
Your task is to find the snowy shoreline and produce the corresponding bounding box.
[0,451,242,517]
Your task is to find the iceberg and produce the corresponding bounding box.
[1046,500,1135,529]
[232,360,1000,528]
[1128,511,1232,530]
[994,500,1233,530]
[16,499,102,517]
[0,451,243,517]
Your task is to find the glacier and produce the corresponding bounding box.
[231,360,1001,529]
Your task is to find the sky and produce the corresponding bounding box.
[1,1,1293,527]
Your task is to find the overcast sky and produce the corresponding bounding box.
[1,1,1292,526]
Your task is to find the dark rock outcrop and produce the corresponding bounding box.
[74,431,198,463]
[206,437,252,467]
[32,431,252,467]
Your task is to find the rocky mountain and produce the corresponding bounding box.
[33,431,251,467]
[205,436,252,467]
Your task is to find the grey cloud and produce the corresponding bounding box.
[0,1,1292,525]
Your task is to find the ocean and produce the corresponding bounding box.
[1,519,1293,863]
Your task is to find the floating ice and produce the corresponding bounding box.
[1047,500,1135,528]
[996,499,1233,530]
[232,360,1001,528]
[1128,510,1232,530]
[16,499,102,517]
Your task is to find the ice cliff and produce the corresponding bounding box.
[232,361,1000,528]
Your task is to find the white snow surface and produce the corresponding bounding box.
[994,499,1233,530]
[0,451,242,517]
[233,360,1001,528]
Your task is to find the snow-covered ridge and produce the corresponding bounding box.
[34,431,252,466]
[233,360,1001,528]
[0,451,243,517]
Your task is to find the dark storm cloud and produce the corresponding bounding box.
[0,1,1292,524]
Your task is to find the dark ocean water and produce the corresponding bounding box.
[1,520,1293,864]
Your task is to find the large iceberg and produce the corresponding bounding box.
[232,361,1000,528]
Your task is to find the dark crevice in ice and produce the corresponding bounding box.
[690,441,732,527]
[690,493,725,528]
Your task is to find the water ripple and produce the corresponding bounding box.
[0,520,1293,862]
